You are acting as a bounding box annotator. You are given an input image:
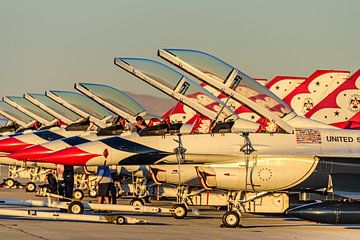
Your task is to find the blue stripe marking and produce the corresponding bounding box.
[33,130,64,141]
[118,152,171,165]
[62,136,90,146]
[9,132,24,137]
[100,136,166,154]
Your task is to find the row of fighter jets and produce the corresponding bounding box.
[0,49,360,227]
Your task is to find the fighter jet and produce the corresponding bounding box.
[8,83,164,161]
[17,50,360,227]
[0,92,116,154]
[157,48,360,225]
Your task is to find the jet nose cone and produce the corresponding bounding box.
[8,145,52,160]
[37,146,101,166]
[0,137,33,153]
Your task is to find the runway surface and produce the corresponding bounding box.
[0,168,359,240]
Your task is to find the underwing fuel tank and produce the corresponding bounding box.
[287,201,360,224]
[148,165,201,186]
[196,156,319,192]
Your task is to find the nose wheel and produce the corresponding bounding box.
[221,211,240,228]
[171,204,187,219]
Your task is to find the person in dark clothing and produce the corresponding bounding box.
[40,172,58,194]
[109,172,117,204]
[133,116,148,133]
[63,165,74,199]
[109,171,123,204]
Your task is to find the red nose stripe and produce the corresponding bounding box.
[8,145,52,160]
[0,137,33,153]
[37,146,102,166]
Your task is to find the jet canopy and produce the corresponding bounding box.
[47,91,115,122]
[117,58,236,121]
[160,49,293,118]
[4,96,56,123]
[77,83,146,117]
[26,93,83,123]
[0,101,34,127]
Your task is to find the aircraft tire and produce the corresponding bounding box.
[68,201,84,214]
[172,204,187,219]
[73,189,84,200]
[25,182,36,192]
[5,178,15,188]
[222,211,240,228]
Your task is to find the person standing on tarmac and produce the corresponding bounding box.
[56,164,65,197]
[96,165,112,204]
[110,170,123,204]
[63,165,74,200]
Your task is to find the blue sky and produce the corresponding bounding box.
[0,0,359,98]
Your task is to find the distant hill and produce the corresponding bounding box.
[125,92,176,117]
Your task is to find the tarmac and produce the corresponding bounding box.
[0,167,359,240]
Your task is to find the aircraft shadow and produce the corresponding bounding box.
[237,224,321,229]
[345,227,360,230]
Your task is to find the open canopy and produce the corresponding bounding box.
[159,49,292,118]
[76,83,146,117]
[159,49,296,133]
[116,58,236,121]
[4,96,55,123]
[47,90,115,122]
[0,101,34,127]
[26,93,83,123]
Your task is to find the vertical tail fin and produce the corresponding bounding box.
[283,70,350,115]
[305,69,360,128]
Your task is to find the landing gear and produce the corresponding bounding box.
[222,211,240,228]
[89,189,97,198]
[171,134,188,220]
[73,189,84,200]
[68,201,84,214]
[172,204,187,219]
[130,198,144,207]
[25,182,36,192]
[5,178,15,188]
